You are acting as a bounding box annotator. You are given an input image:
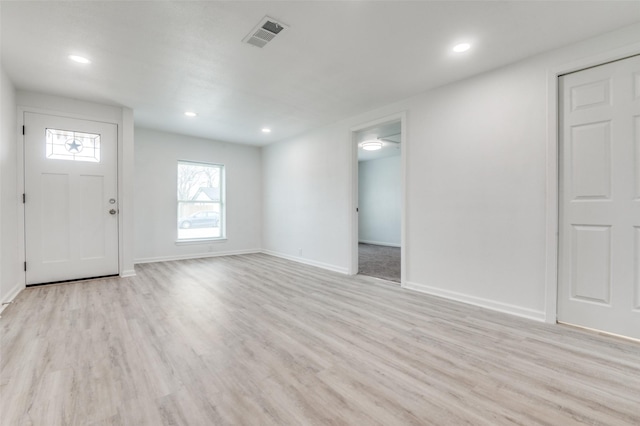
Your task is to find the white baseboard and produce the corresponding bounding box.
[358,240,401,248]
[403,280,545,322]
[120,269,136,278]
[261,250,349,275]
[0,281,25,315]
[134,249,262,264]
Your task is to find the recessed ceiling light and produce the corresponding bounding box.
[360,140,383,151]
[69,55,91,64]
[452,43,471,53]
[184,111,197,117]
[262,128,271,133]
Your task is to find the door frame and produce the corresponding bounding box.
[545,42,640,324]
[17,105,129,286]
[349,111,407,284]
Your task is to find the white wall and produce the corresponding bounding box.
[134,127,262,262]
[262,23,640,321]
[0,64,20,308]
[262,125,351,273]
[358,156,401,247]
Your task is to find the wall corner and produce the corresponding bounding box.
[119,107,135,276]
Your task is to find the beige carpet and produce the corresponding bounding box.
[358,243,401,283]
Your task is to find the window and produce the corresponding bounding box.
[46,128,100,162]
[177,161,224,240]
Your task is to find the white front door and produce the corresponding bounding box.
[24,112,119,285]
[558,55,640,339]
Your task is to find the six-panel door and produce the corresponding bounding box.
[558,55,640,339]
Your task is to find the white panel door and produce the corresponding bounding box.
[558,55,640,339]
[24,112,118,285]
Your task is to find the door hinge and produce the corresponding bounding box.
[22,193,25,203]
[24,262,27,272]
[22,125,25,135]
[356,207,359,212]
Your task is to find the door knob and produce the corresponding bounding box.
[109,209,117,215]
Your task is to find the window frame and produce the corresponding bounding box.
[176,160,226,243]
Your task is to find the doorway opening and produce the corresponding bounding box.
[352,117,404,283]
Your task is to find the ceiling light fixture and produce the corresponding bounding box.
[184,111,197,117]
[262,128,271,133]
[69,55,91,64]
[452,43,471,53]
[360,140,383,151]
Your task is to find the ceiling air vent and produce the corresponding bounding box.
[243,16,288,48]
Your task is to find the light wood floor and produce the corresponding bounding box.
[1,254,639,425]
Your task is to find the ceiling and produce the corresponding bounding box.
[2,1,639,146]
[357,121,401,162]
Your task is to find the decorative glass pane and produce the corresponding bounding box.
[46,128,101,162]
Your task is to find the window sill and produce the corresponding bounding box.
[175,238,227,246]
